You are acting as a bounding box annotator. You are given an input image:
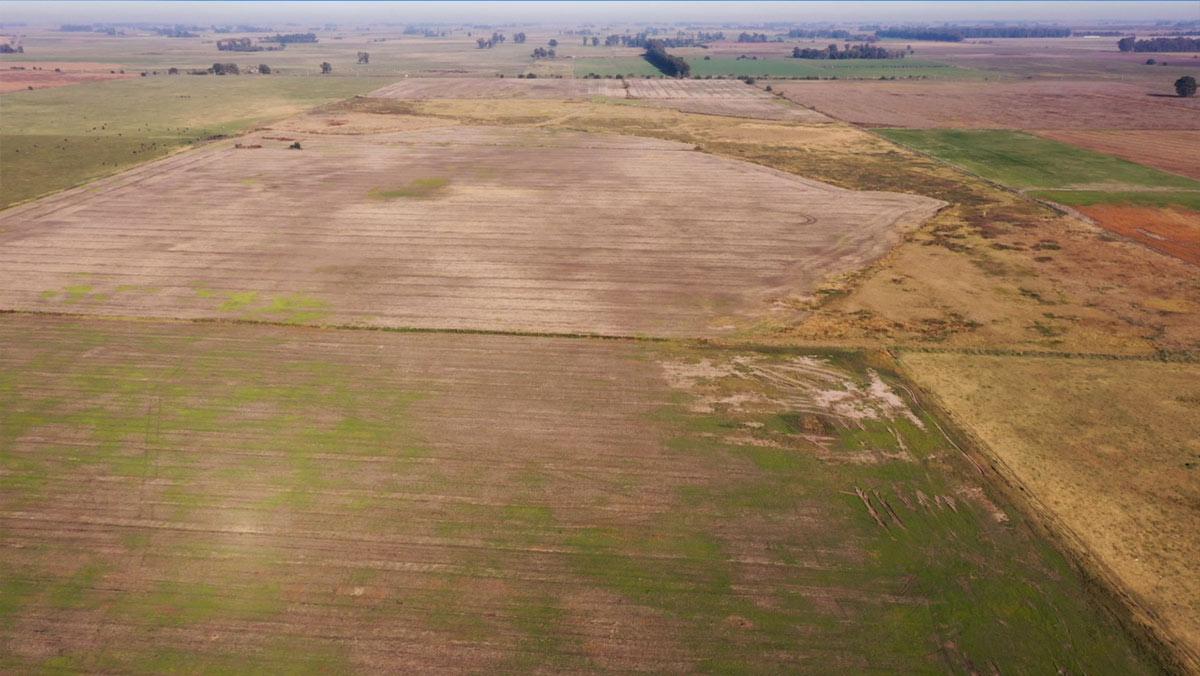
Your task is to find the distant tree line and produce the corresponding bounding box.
[152,25,198,38]
[262,32,317,44]
[1118,36,1200,52]
[876,26,1071,41]
[787,29,852,39]
[737,32,771,43]
[793,43,903,59]
[643,40,690,77]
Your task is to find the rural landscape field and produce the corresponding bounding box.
[1,1,1198,673]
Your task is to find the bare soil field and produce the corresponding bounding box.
[772,80,1200,130]
[901,353,1200,672]
[0,315,1158,672]
[0,125,942,336]
[625,79,830,121]
[367,76,828,121]
[369,77,626,99]
[0,62,136,92]
[1075,204,1200,266]
[1036,130,1200,180]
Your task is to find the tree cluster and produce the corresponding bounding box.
[737,32,771,43]
[643,40,691,77]
[217,38,264,52]
[210,62,239,75]
[531,47,556,58]
[793,43,902,59]
[513,32,526,43]
[0,43,23,53]
[1177,75,1197,97]
[1118,36,1200,52]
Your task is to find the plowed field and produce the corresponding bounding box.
[0,125,941,336]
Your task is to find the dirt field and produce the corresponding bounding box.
[0,125,941,336]
[901,353,1200,672]
[1036,130,1200,180]
[1075,205,1200,266]
[625,79,830,121]
[772,80,1200,130]
[369,77,626,99]
[367,76,829,121]
[0,62,137,92]
[0,314,1158,672]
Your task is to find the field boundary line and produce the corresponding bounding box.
[3,309,1196,362]
[892,356,1197,674]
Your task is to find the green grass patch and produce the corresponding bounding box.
[877,128,1200,192]
[368,177,450,200]
[572,57,661,77]
[0,75,391,209]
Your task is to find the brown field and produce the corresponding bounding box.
[901,353,1200,671]
[0,61,137,92]
[0,124,941,336]
[369,77,626,99]
[0,314,1159,672]
[1075,204,1200,266]
[625,78,830,121]
[1036,130,1200,180]
[772,80,1200,129]
[367,76,828,121]
[896,37,1200,84]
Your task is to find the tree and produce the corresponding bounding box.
[1176,75,1197,98]
[548,38,558,47]
[258,64,271,74]
[357,51,369,64]
[320,61,332,74]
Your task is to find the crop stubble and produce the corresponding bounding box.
[0,125,941,336]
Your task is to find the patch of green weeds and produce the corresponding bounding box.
[368,177,450,200]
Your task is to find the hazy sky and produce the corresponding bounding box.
[2,1,1197,25]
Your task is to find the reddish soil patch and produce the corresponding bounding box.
[0,62,137,92]
[772,80,1200,130]
[1035,130,1200,180]
[1076,204,1200,265]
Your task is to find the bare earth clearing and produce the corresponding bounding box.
[903,353,1200,671]
[0,125,942,336]
[1035,130,1200,180]
[772,80,1200,129]
[0,315,1155,672]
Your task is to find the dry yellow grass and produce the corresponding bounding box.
[900,353,1200,671]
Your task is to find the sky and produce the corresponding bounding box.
[2,1,1197,25]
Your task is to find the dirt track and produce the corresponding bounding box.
[0,125,942,336]
[772,80,1200,130]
